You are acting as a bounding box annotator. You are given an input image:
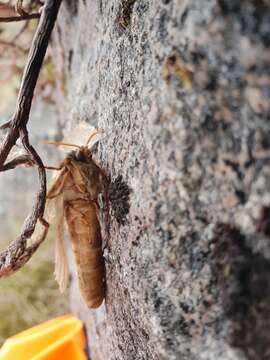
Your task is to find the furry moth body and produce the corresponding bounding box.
[46,128,108,309]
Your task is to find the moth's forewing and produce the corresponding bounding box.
[46,168,69,292]
[54,193,69,292]
[47,166,68,200]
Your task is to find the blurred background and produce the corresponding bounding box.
[0,0,68,345]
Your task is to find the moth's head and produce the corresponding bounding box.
[72,146,93,162]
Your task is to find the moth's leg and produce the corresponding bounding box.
[47,170,69,199]
[45,165,64,171]
[64,200,89,225]
[29,217,49,249]
[73,182,88,196]
[36,218,50,246]
[71,175,99,204]
[39,217,49,230]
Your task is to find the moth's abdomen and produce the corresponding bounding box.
[75,241,105,308]
[65,199,105,309]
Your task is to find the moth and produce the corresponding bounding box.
[45,124,108,309]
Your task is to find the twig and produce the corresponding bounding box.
[0,120,12,130]
[11,0,40,42]
[0,0,62,276]
[0,12,40,22]
[0,154,34,171]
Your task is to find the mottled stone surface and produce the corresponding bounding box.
[53,0,270,359]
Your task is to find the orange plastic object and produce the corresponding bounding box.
[0,314,87,360]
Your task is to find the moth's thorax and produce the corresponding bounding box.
[67,147,92,163]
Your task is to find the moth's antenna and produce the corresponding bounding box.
[86,129,102,146]
[44,140,81,149]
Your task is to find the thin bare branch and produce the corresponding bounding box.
[0,0,62,277]
[0,120,12,130]
[0,12,40,22]
[0,154,34,171]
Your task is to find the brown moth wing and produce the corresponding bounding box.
[46,166,71,292]
[73,159,110,236]
[54,194,69,292]
[72,158,108,202]
[65,198,105,309]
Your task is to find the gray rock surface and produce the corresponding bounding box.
[53,1,270,359]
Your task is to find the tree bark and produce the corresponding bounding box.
[53,1,270,359]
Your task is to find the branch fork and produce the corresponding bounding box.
[0,0,62,276]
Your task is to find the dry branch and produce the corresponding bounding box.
[0,12,40,22]
[0,0,40,22]
[0,153,34,171]
[0,0,62,276]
